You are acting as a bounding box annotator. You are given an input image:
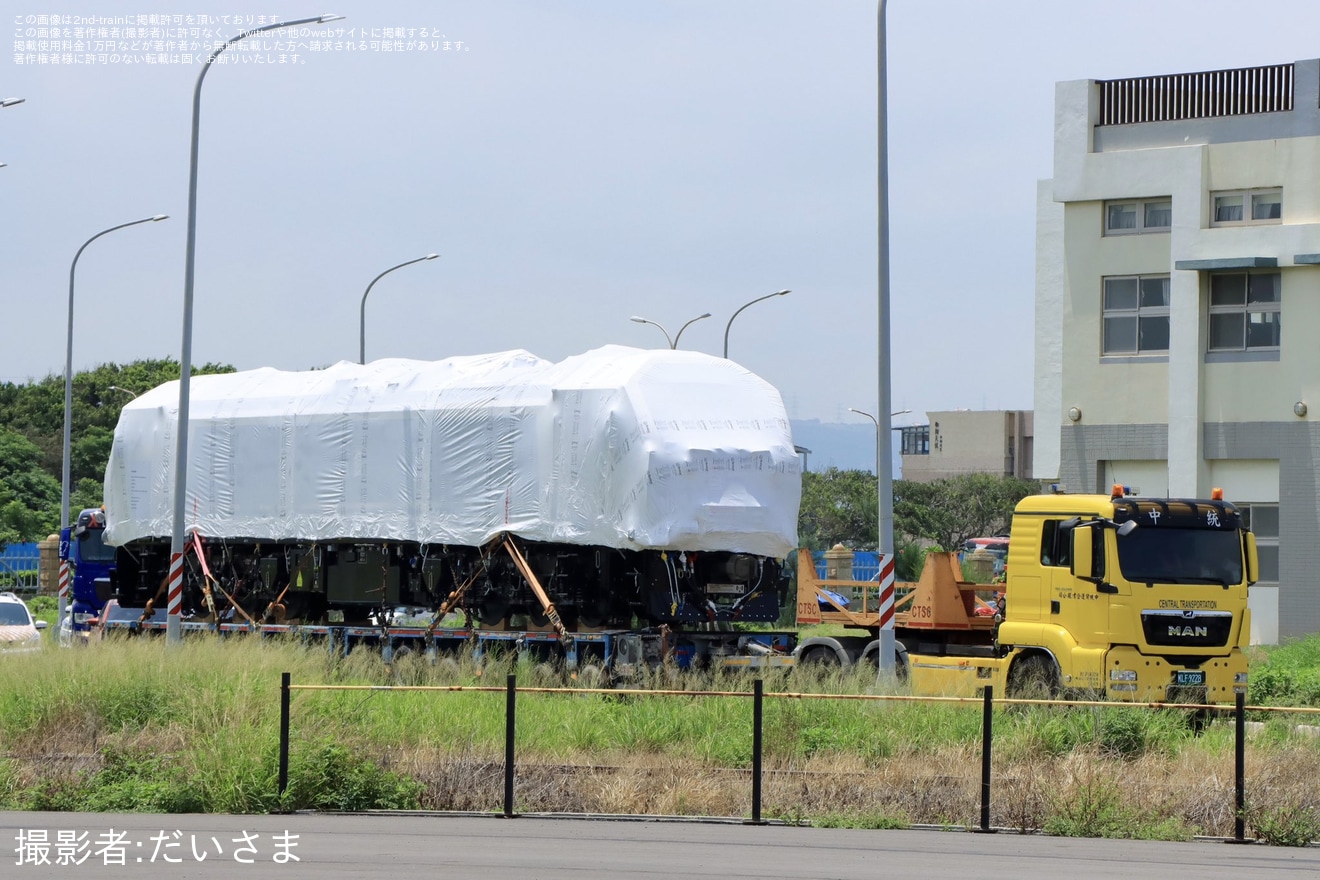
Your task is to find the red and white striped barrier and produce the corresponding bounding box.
[877,553,895,630]
[167,551,184,618]
[57,559,70,608]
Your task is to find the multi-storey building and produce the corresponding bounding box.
[899,410,1033,483]
[1035,58,1320,643]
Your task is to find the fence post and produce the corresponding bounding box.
[503,673,517,818]
[1229,691,1248,843]
[975,685,995,833]
[746,678,765,825]
[278,672,290,802]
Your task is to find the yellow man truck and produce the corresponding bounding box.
[796,487,1256,704]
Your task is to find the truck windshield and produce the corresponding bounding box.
[77,529,117,563]
[1115,527,1243,585]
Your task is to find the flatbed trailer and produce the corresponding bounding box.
[97,612,801,677]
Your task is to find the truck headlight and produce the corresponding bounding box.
[1234,673,1248,684]
[1109,669,1137,681]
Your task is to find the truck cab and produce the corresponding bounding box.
[59,507,116,636]
[999,487,1254,703]
[795,487,1255,706]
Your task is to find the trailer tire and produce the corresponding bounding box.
[860,642,908,682]
[437,656,463,678]
[575,663,609,689]
[799,645,841,667]
[388,645,423,685]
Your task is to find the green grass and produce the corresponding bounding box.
[0,632,1318,842]
[1247,636,1320,707]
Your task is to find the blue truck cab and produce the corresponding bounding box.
[59,507,116,634]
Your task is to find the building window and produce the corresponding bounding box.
[1208,272,1280,351]
[900,425,929,456]
[1240,504,1279,585]
[1102,275,1170,355]
[1211,188,1282,226]
[1104,198,1172,235]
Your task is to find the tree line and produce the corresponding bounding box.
[0,359,233,546]
[799,467,1039,576]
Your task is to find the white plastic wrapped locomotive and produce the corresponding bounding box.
[104,346,801,630]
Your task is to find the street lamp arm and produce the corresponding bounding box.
[722,289,790,358]
[630,316,675,349]
[848,407,879,427]
[70,215,169,272]
[671,312,711,350]
[359,254,440,364]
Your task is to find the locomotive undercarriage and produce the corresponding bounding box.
[109,536,786,629]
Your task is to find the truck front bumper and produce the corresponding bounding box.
[1103,645,1246,704]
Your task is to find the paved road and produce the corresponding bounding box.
[4,812,1318,879]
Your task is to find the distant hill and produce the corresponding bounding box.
[788,419,905,477]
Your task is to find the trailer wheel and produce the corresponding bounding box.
[799,646,841,667]
[893,646,909,683]
[1007,654,1061,700]
[575,663,609,689]
[388,646,424,685]
[860,642,909,682]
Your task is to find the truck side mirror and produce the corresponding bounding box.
[1069,525,1102,582]
[1245,532,1258,586]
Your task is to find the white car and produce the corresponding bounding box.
[0,591,47,653]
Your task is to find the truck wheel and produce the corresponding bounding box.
[800,646,840,667]
[1007,654,1061,700]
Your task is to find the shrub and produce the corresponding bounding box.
[1251,802,1320,847]
[281,740,423,812]
[81,748,205,813]
[1043,760,1193,840]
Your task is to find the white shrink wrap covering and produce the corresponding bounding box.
[103,346,801,557]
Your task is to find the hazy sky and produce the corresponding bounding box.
[5,1,1320,424]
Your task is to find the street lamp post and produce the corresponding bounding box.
[359,254,439,364]
[849,405,908,676]
[874,0,895,676]
[168,12,344,644]
[722,289,789,359]
[630,313,710,350]
[59,214,168,630]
